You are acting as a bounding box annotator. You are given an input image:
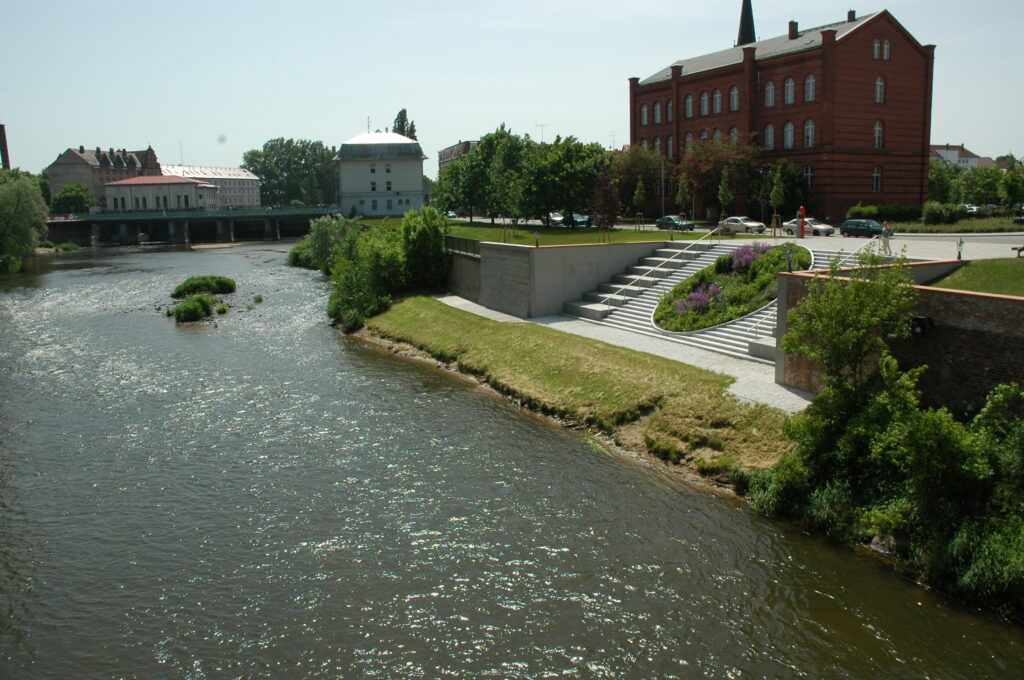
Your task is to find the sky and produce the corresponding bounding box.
[3,0,1022,179]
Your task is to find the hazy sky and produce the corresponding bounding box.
[3,0,1021,178]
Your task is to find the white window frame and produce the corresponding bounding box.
[765,81,775,107]
[712,89,722,114]
[875,76,886,104]
[784,77,795,104]
[684,94,693,118]
[640,104,648,126]
[805,74,816,102]
[729,86,739,111]
[783,121,794,149]
[654,102,661,124]
[874,121,884,149]
[764,124,775,150]
[700,91,709,116]
[804,119,815,147]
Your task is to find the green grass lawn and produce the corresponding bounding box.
[890,215,1023,234]
[364,296,792,472]
[926,257,1024,296]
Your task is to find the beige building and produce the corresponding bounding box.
[47,146,161,210]
[337,131,426,217]
[161,165,261,208]
[105,175,218,212]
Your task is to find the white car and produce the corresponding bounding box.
[547,212,564,225]
[782,217,834,236]
[718,216,766,234]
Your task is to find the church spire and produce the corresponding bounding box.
[737,0,756,46]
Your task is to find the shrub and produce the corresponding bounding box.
[253,295,263,304]
[286,237,316,269]
[847,203,922,222]
[171,294,216,323]
[39,240,54,248]
[172,275,236,298]
[216,305,229,314]
[54,242,79,252]
[921,201,966,225]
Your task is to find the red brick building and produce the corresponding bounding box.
[629,6,934,221]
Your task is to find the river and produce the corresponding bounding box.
[0,244,1020,679]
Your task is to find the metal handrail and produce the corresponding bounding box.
[595,228,725,306]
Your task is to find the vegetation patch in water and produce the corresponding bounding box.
[172,275,236,298]
[170,295,217,323]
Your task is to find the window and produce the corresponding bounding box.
[783,121,794,149]
[875,76,886,103]
[183,196,188,208]
[684,94,693,118]
[135,197,140,209]
[804,119,815,147]
[142,197,147,209]
[804,165,814,192]
[713,129,722,142]
[654,102,661,124]
[883,40,890,60]
[700,91,709,115]
[370,163,376,174]
[667,100,673,122]
[654,138,662,154]
[874,121,884,149]
[764,124,775,150]
[729,127,739,143]
[712,89,721,114]
[387,199,393,210]
[641,139,648,149]
[371,181,377,192]
[873,38,881,59]
[640,104,648,125]
[685,132,693,152]
[784,77,795,104]
[386,181,392,191]
[805,74,816,102]
[729,86,739,111]
[765,81,775,107]
[700,129,709,141]
[371,199,378,210]
[872,166,883,192]
[385,163,391,173]
[667,135,674,158]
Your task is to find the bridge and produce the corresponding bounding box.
[46,206,341,246]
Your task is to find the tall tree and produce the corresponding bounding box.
[0,170,49,272]
[679,139,759,218]
[612,145,661,216]
[392,108,417,140]
[674,171,691,216]
[998,167,1024,209]
[717,167,734,217]
[50,182,95,214]
[953,166,1002,206]
[928,159,960,204]
[242,138,336,207]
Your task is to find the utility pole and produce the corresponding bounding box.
[535,124,551,143]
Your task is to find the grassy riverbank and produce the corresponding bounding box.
[363,296,792,475]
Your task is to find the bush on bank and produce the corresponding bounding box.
[172,275,236,298]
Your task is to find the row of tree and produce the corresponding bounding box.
[929,159,1024,209]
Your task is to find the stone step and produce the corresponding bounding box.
[612,273,658,287]
[583,291,630,306]
[562,301,615,320]
[598,282,644,297]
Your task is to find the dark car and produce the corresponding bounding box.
[839,218,885,237]
[563,213,592,227]
[655,215,696,230]
[1014,212,1024,225]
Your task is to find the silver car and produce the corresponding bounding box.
[782,217,834,236]
[718,216,766,234]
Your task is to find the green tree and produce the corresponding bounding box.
[953,166,1002,206]
[717,167,734,217]
[591,164,621,236]
[0,171,49,272]
[612,145,661,216]
[928,159,960,203]
[401,207,448,289]
[50,182,95,214]
[632,179,647,217]
[679,139,760,218]
[998,167,1024,209]
[242,138,336,207]
[392,108,417,140]
[674,171,691,216]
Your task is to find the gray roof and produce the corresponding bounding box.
[639,11,882,86]
[336,131,427,161]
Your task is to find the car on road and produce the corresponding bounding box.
[718,216,766,234]
[547,212,564,225]
[839,218,885,237]
[782,217,834,236]
[563,213,592,227]
[444,210,458,218]
[655,215,696,230]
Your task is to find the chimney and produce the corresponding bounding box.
[848,9,856,22]
[0,124,9,170]
[789,20,799,39]
[79,145,85,153]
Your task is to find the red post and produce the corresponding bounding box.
[799,205,807,239]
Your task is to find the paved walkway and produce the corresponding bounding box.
[437,232,1024,414]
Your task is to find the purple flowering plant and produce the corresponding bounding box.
[730,242,772,274]
[676,282,724,315]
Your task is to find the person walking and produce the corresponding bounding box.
[881,220,893,255]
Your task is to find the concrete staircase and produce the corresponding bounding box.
[562,242,852,364]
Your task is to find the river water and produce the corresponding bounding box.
[0,244,1020,679]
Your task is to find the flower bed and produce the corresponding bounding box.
[654,243,811,332]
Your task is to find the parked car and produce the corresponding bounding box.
[782,217,834,236]
[563,213,592,227]
[839,218,885,237]
[655,214,696,230]
[444,210,458,218]
[964,204,983,217]
[1013,212,1024,225]
[718,216,766,234]
[547,212,564,225]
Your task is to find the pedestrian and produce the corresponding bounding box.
[881,220,893,255]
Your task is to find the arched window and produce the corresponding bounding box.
[783,121,795,149]
[700,129,710,141]
[654,102,661,124]
[805,74,816,102]
[667,135,674,158]
[685,132,693,152]
[875,76,886,104]
[874,121,884,149]
[712,89,722,114]
[684,94,693,118]
[764,124,775,150]
[804,165,814,193]
[804,119,815,147]
[640,104,648,125]
[729,127,739,143]
[765,81,775,107]
[641,139,648,149]
[872,166,883,192]
[654,137,662,154]
[700,91,709,115]
[883,40,891,60]
[729,86,739,111]
[873,39,881,59]
[713,129,722,142]
[784,77,795,104]
[667,100,673,122]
